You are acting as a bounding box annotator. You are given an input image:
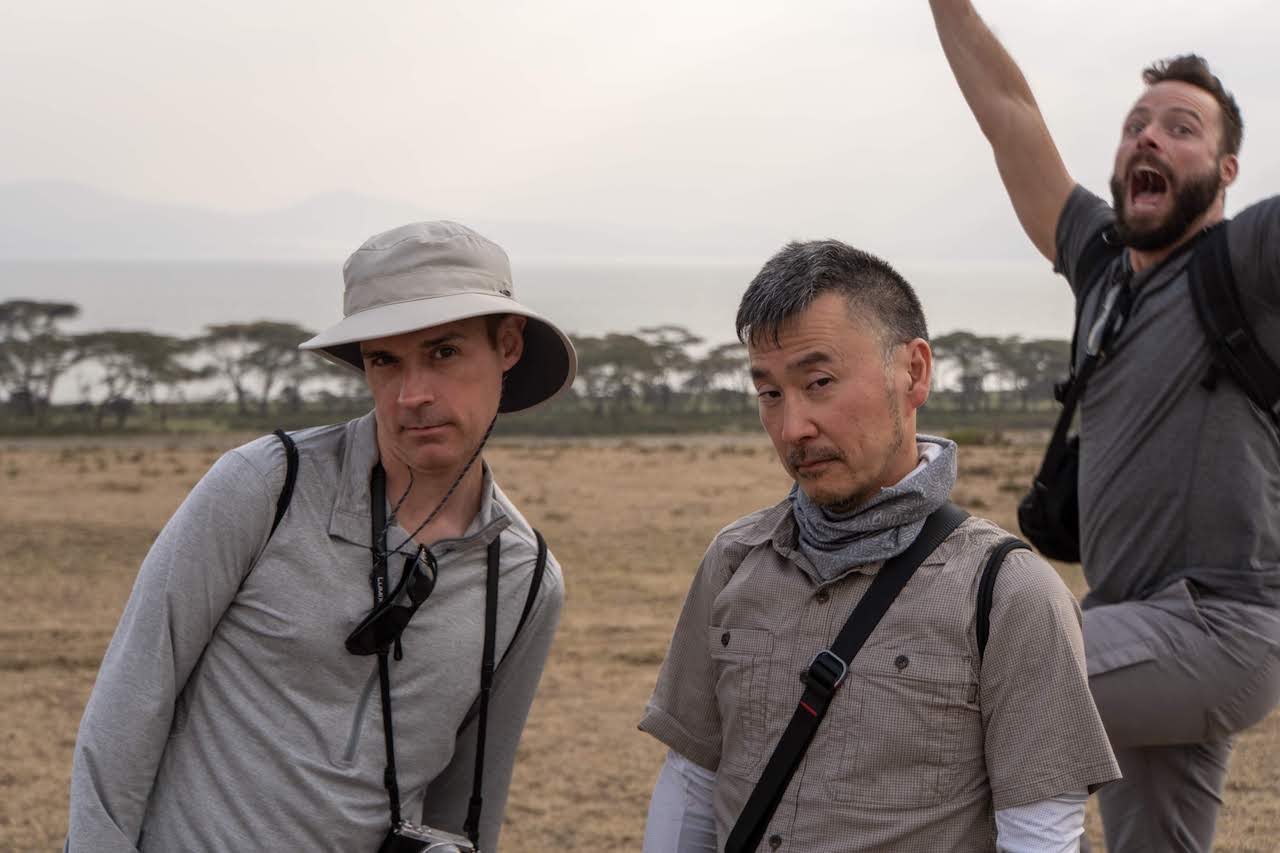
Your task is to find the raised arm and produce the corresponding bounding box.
[928,0,1075,262]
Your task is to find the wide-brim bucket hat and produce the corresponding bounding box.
[299,221,576,413]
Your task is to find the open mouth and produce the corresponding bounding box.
[1129,165,1169,210]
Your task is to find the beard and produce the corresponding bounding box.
[1109,161,1222,251]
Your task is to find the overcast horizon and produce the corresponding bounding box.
[3,1,1277,333]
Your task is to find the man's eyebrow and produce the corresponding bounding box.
[791,351,833,370]
[418,332,464,349]
[1167,106,1204,124]
[360,347,394,361]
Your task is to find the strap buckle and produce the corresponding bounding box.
[805,649,848,695]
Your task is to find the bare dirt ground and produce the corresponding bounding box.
[1,433,1276,851]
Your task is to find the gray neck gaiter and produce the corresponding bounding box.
[789,435,958,583]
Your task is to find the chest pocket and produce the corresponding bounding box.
[708,626,775,778]
[824,647,981,807]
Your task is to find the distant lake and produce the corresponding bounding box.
[2,257,1075,345]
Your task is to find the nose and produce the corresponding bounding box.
[1135,122,1163,152]
[779,397,818,445]
[397,362,436,409]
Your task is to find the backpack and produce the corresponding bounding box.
[1073,223,1280,426]
[1017,223,1280,561]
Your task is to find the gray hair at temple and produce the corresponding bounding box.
[735,239,929,359]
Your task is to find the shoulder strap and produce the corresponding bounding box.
[1067,227,1125,374]
[269,429,299,538]
[461,528,548,847]
[1187,223,1280,426]
[725,503,970,853]
[976,537,1032,663]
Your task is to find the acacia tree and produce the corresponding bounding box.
[636,325,703,412]
[75,331,200,428]
[0,299,82,423]
[932,331,998,412]
[198,321,315,416]
[685,342,752,412]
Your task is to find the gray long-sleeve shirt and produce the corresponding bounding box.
[66,412,563,852]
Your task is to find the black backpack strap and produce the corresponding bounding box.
[1187,223,1280,426]
[512,529,549,642]
[976,537,1032,663]
[725,503,970,853]
[269,429,299,538]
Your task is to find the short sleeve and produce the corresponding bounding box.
[978,551,1121,810]
[638,539,735,772]
[1053,184,1118,296]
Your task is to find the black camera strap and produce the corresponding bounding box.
[370,463,404,827]
[369,463,545,850]
[724,502,970,853]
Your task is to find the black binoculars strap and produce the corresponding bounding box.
[724,502,970,853]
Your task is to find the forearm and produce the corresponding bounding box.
[927,0,1072,260]
[928,0,1040,140]
[995,791,1087,852]
[642,751,718,853]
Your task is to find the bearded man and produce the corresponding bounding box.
[930,2,1280,851]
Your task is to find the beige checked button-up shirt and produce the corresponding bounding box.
[640,500,1120,852]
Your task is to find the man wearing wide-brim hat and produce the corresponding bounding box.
[67,221,576,853]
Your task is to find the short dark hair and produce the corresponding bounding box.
[483,313,508,348]
[1142,54,1243,156]
[735,240,928,356]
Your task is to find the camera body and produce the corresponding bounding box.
[376,820,478,853]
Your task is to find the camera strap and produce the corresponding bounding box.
[370,463,404,827]
[368,462,507,849]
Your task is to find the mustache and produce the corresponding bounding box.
[1124,152,1172,182]
[786,446,845,468]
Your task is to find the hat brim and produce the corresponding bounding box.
[299,292,577,414]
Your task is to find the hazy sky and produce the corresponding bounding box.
[3,0,1278,267]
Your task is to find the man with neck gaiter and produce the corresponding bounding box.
[639,240,1120,853]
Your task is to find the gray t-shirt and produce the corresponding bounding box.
[1054,185,1280,607]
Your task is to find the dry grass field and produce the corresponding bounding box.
[1,433,1276,851]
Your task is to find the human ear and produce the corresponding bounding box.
[1219,153,1239,189]
[499,315,527,372]
[904,339,932,409]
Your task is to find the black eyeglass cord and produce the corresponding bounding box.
[374,414,498,564]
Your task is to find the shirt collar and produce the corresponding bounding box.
[327,411,509,551]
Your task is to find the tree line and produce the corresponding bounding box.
[0,299,1069,432]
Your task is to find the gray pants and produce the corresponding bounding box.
[1083,580,1280,852]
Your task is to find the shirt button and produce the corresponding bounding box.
[895,654,910,671]
[721,632,731,646]
[769,834,783,850]
[814,589,830,604]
